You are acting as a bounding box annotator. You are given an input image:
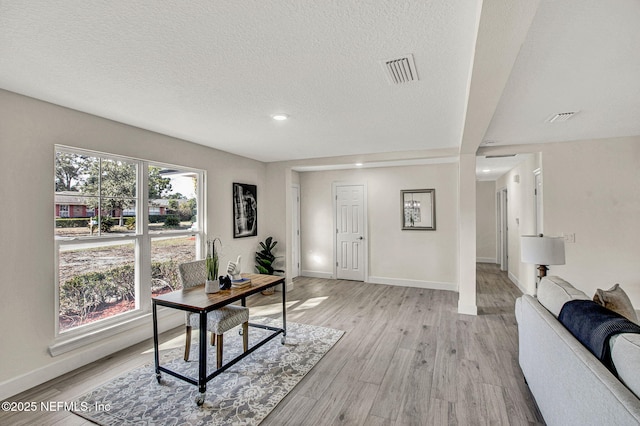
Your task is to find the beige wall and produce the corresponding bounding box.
[541,137,640,307]
[0,89,269,399]
[299,162,459,290]
[493,138,640,309]
[476,180,497,262]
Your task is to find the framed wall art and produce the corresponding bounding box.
[401,189,435,230]
[233,183,257,238]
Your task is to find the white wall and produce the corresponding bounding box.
[476,180,497,263]
[541,137,640,307]
[299,162,459,290]
[0,89,268,399]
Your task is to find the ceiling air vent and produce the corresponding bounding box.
[381,54,419,85]
[547,111,577,123]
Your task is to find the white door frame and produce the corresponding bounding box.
[332,182,368,281]
[497,187,509,271]
[291,184,301,278]
[533,168,543,235]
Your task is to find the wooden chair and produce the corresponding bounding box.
[178,260,249,368]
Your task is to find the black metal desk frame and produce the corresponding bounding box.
[152,275,286,405]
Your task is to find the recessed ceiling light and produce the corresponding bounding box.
[482,169,491,173]
[355,163,363,167]
[271,113,289,121]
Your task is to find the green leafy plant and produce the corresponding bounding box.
[206,238,221,281]
[100,216,114,233]
[163,215,180,228]
[255,236,285,275]
[125,217,136,230]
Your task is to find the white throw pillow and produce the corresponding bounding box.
[610,333,640,398]
[537,276,590,317]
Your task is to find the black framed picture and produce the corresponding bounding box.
[233,183,257,238]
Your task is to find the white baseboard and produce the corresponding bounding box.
[509,271,527,294]
[301,270,333,279]
[477,257,497,264]
[0,310,183,402]
[368,276,457,292]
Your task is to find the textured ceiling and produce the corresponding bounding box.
[1,1,637,169]
[0,1,478,162]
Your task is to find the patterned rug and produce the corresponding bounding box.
[72,319,344,425]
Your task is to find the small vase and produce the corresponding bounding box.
[205,279,220,294]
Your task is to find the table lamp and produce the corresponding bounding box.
[521,234,566,284]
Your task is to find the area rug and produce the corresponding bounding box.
[72,319,344,425]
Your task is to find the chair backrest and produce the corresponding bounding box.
[178,259,207,289]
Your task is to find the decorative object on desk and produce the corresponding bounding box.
[401,189,436,230]
[521,234,566,291]
[71,319,344,426]
[256,236,285,295]
[218,275,232,290]
[227,254,251,288]
[227,255,242,280]
[205,238,221,293]
[231,279,251,289]
[233,182,257,238]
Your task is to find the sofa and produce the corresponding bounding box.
[515,276,640,426]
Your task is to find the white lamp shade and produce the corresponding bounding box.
[521,235,566,265]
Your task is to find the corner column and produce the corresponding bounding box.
[458,154,477,315]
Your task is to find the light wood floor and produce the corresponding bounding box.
[1,264,544,425]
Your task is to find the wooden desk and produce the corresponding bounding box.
[152,273,286,405]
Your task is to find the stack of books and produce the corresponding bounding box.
[231,278,252,289]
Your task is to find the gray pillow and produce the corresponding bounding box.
[593,284,638,323]
[537,276,590,317]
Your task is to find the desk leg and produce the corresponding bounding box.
[281,281,287,343]
[196,311,207,406]
[153,302,161,383]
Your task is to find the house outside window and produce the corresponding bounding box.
[54,146,204,337]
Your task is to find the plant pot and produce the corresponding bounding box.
[205,279,220,294]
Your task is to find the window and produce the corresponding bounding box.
[59,205,69,218]
[54,147,204,337]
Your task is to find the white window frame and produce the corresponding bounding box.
[51,146,205,355]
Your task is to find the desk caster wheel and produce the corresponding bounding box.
[195,394,205,406]
[281,336,286,345]
[155,373,162,384]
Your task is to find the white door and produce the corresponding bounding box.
[335,184,366,281]
[291,185,301,278]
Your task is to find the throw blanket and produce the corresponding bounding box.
[558,300,640,373]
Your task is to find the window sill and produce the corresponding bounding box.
[49,308,182,357]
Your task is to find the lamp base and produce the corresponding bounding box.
[537,264,549,281]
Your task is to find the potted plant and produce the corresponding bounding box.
[255,236,285,295]
[205,238,221,293]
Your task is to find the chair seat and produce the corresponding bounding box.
[187,305,249,335]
